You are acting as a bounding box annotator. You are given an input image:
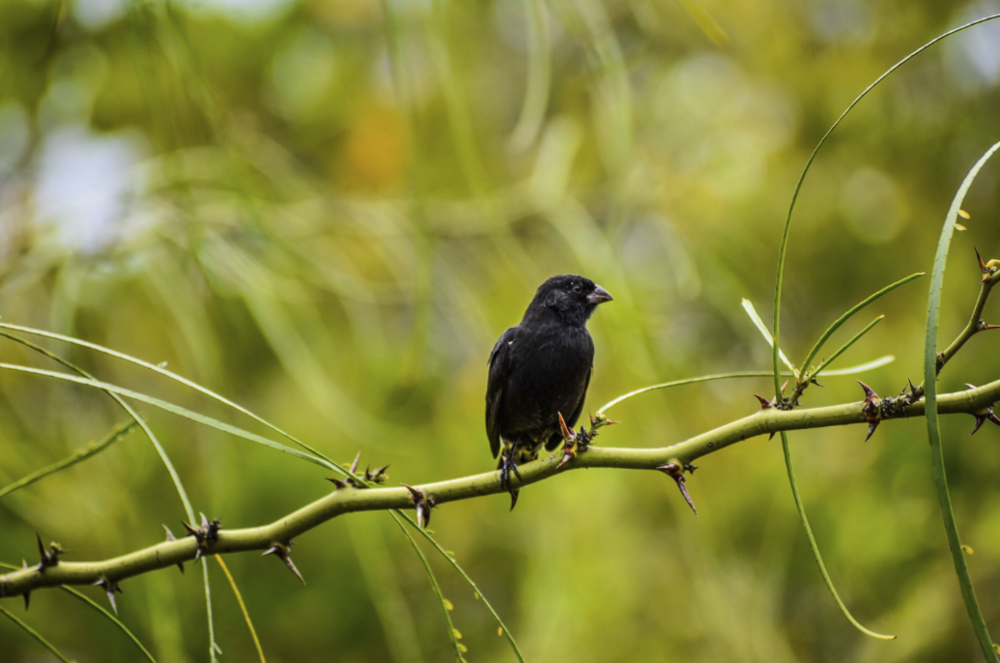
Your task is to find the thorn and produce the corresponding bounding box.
[780,380,788,394]
[263,543,305,585]
[557,412,575,444]
[181,516,222,562]
[163,525,185,573]
[769,432,776,440]
[93,578,123,615]
[656,463,698,516]
[865,420,879,442]
[349,450,361,474]
[34,534,64,572]
[402,484,434,528]
[683,464,698,474]
[858,381,881,442]
[857,380,877,401]
[978,321,1000,331]
[977,247,988,273]
[908,378,918,394]
[21,560,30,610]
[753,394,774,409]
[810,379,823,387]
[966,383,977,390]
[326,477,348,489]
[365,464,390,484]
[556,448,576,470]
[971,414,987,436]
[509,489,519,512]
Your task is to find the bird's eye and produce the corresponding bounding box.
[572,284,582,293]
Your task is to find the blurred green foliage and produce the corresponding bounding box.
[1,0,1000,661]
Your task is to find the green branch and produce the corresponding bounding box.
[2,378,998,600]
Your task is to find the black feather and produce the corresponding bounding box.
[486,275,612,506]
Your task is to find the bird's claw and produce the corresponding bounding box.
[498,453,521,510]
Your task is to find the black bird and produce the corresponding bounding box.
[486,275,613,509]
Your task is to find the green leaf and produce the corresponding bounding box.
[810,316,884,380]
[0,364,338,473]
[923,139,1000,663]
[768,13,1000,642]
[800,273,924,377]
[0,421,138,499]
[596,358,897,416]
[0,323,341,475]
[390,512,464,663]
[0,603,73,663]
[741,299,797,376]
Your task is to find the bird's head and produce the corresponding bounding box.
[524,274,613,325]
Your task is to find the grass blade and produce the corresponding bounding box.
[923,140,1000,662]
[800,273,923,377]
[810,316,884,380]
[0,364,337,472]
[215,555,266,663]
[741,299,796,375]
[0,421,138,499]
[0,603,73,662]
[389,512,464,663]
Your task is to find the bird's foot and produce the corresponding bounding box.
[556,412,608,469]
[498,453,522,511]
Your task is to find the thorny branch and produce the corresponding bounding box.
[1,252,999,610]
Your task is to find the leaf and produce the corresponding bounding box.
[810,317,884,380]
[595,358,896,416]
[923,139,1000,662]
[215,556,266,663]
[0,364,338,472]
[0,421,138,498]
[767,12,1000,643]
[799,273,924,377]
[741,299,797,375]
[0,604,73,662]
[390,512,464,663]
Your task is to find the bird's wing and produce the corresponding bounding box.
[486,327,518,459]
[546,364,592,451]
[568,366,592,427]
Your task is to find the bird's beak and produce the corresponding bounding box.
[587,285,614,305]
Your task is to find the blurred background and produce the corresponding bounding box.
[1,0,1000,661]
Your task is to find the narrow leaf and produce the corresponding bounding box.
[0,421,138,498]
[215,555,266,663]
[800,273,923,376]
[390,512,464,663]
[768,14,1000,642]
[0,603,73,662]
[741,299,797,375]
[596,359,896,416]
[810,316,884,380]
[0,364,337,472]
[924,140,1000,662]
